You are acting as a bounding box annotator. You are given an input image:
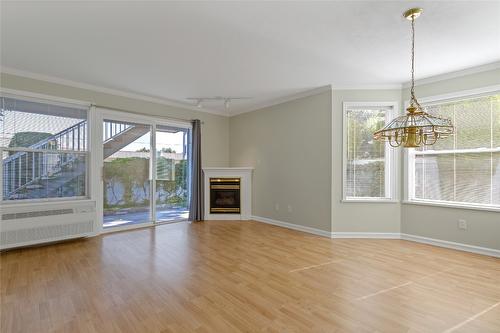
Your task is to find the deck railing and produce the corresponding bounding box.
[3,120,136,199]
[2,121,87,199]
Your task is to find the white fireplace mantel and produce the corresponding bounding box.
[203,167,253,220]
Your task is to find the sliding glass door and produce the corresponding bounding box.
[155,125,191,222]
[101,115,191,230]
[102,120,152,228]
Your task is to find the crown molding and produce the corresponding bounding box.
[331,84,402,90]
[402,61,500,89]
[230,85,333,116]
[0,67,227,116]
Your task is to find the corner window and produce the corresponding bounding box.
[407,92,500,209]
[343,102,397,201]
[1,96,89,201]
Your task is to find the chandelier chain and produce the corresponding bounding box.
[410,16,422,109]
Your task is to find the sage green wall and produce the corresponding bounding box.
[229,90,332,232]
[401,69,500,250]
[331,89,402,233]
[0,73,230,167]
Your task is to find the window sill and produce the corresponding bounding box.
[1,198,94,209]
[403,200,500,212]
[342,198,398,204]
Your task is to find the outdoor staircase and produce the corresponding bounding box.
[103,122,150,158]
[2,120,148,200]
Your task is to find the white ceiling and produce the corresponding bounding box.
[1,1,499,115]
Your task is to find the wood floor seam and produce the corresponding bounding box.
[442,301,500,333]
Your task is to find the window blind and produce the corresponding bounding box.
[345,107,392,199]
[410,93,500,207]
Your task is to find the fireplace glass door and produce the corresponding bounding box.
[210,178,241,213]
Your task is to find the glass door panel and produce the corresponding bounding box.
[155,125,190,222]
[103,119,152,228]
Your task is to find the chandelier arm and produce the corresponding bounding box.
[395,131,403,146]
[423,133,437,145]
[389,137,401,147]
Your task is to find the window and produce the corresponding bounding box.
[407,92,500,209]
[343,102,397,201]
[1,96,89,201]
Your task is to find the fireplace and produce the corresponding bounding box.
[209,178,241,214]
[203,167,253,220]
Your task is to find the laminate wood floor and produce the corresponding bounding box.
[1,221,499,333]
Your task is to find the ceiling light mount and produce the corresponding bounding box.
[186,96,252,109]
[403,7,422,21]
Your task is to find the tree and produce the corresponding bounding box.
[161,147,176,153]
[9,131,52,148]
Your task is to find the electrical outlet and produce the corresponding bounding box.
[458,219,467,230]
[275,203,280,211]
[287,204,292,213]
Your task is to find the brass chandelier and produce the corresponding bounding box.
[373,8,454,148]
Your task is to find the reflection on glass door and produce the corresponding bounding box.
[155,125,190,222]
[102,120,152,228]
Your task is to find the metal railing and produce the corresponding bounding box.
[3,120,135,199]
[104,121,132,142]
[2,121,87,199]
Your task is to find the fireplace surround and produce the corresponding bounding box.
[203,167,253,220]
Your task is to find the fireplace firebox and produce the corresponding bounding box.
[209,178,241,214]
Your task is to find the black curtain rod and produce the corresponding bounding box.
[91,104,205,124]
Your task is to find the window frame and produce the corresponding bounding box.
[0,90,91,204]
[342,101,399,203]
[404,85,500,212]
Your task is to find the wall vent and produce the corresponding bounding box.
[2,208,74,221]
[1,201,96,250]
[1,221,93,247]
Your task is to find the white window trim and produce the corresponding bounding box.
[342,101,400,202]
[404,85,500,212]
[403,199,500,212]
[1,91,91,204]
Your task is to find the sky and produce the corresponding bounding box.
[123,130,187,154]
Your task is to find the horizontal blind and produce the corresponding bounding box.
[1,96,88,150]
[412,93,500,207]
[345,107,389,198]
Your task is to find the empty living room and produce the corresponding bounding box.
[1,1,500,332]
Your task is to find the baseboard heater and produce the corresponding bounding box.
[1,200,96,250]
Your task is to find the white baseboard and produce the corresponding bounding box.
[249,217,500,258]
[400,233,500,258]
[251,216,332,238]
[332,232,400,239]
